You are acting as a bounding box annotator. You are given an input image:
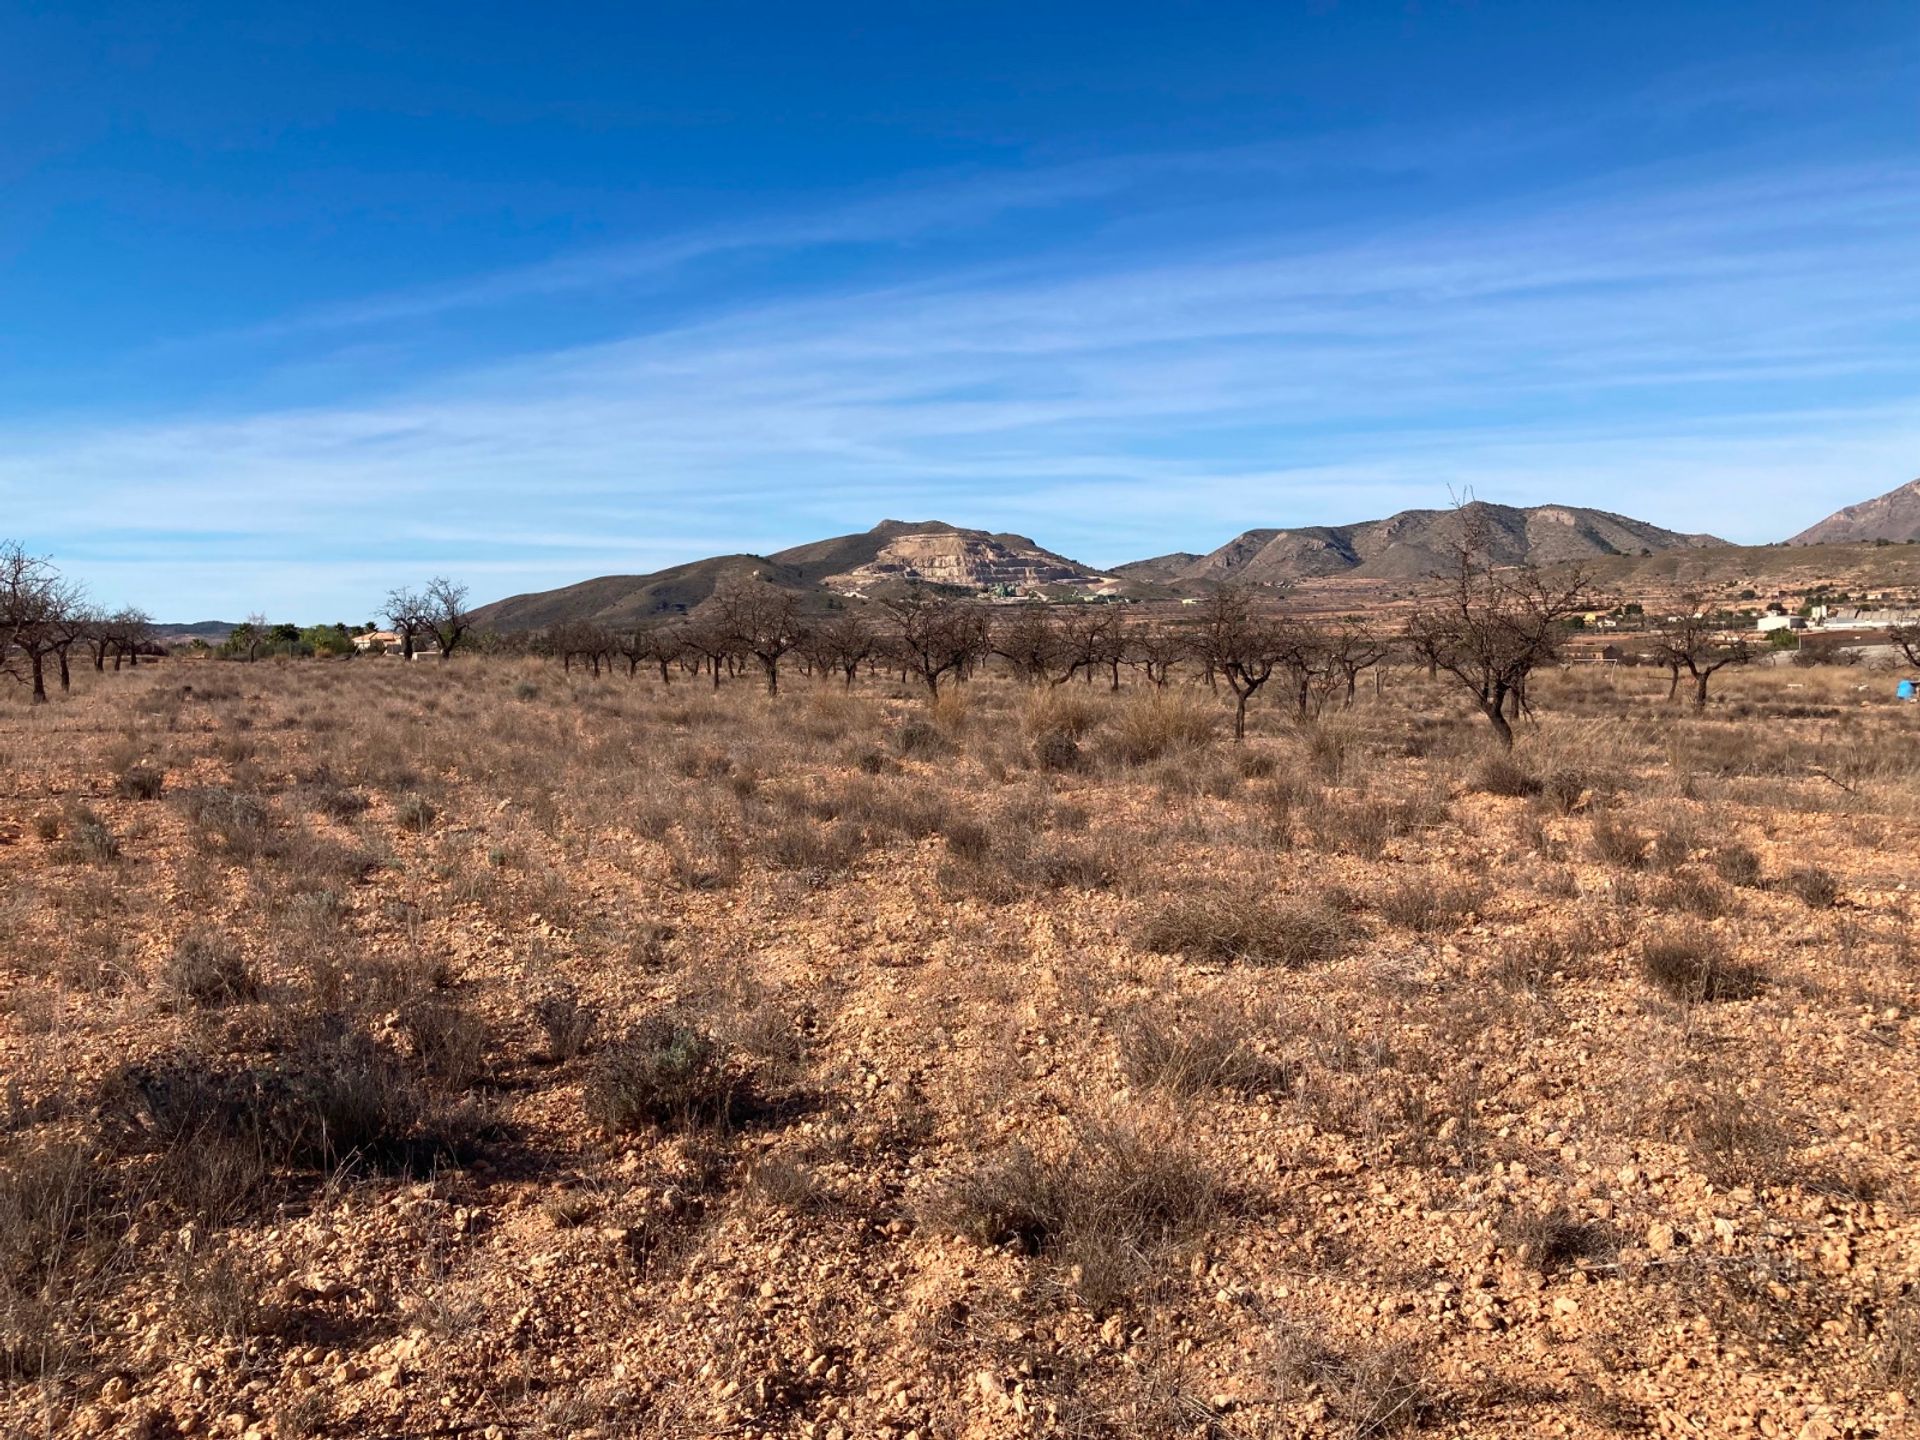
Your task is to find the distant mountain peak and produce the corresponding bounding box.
[1117,501,1723,586]
[1791,479,1920,545]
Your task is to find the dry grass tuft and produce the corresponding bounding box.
[1137,888,1348,967]
[1638,930,1760,1002]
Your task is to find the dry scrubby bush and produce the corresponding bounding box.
[112,764,165,800]
[1589,814,1648,869]
[1376,877,1485,934]
[1781,865,1839,908]
[162,932,259,1009]
[1137,887,1348,967]
[1101,691,1217,765]
[934,816,1125,901]
[1115,998,1285,1096]
[1498,1206,1617,1273]
[583,1017,738,1133]
[52,804,120,864]
[1473,753,1541,798]
[1713,844,1764,888]
[1271,1323,1433,1438]
[103,1019,482,1183]
[532,985,600,1062]
[1639,931,1759,1002]
[928,1118,1219,1313]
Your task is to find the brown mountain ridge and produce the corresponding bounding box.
[1118,501,1725,587]
[1789,478,1920,546]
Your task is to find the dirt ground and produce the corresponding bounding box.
[1,656,1915,1440]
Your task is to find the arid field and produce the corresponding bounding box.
[2,656,1916,1440]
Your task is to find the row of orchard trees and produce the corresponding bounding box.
[532,576,1397,737]
[527,521,1772,749]
[0,542,154,703]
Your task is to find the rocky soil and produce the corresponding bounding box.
[1,659,1914,1439]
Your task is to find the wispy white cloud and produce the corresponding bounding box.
[4,137,1917,617]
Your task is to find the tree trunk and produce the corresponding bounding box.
[1694,671,1710,710]
[1667,663,1681,700]
[1233,691,1249,742]
[1482,692,1514,749]
[30,651,47,704]
[56,647,71,692]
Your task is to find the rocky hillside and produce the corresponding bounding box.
[1119,501,1725,586]
[1789,479,1920,545]
[469,521,1113,632]
[779,519,1112,594]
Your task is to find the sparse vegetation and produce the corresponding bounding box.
[0,631,1912,1437]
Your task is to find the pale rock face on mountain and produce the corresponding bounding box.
[820,527,1112,592]
[1789,480,1920,545]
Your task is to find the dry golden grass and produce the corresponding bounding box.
[0,655,1915,1438]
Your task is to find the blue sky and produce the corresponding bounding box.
[2,2,1916,619]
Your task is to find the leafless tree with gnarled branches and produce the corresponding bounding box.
[1405,510,1595,748]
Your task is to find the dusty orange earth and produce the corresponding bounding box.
[1,656,1915,1439]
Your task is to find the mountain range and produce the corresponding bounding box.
[468,502,1727,632]
[1116,502,1721,586]
[159,481,1920,634]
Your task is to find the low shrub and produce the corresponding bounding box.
[1782,866,1838,908]
[1376,878,1484,934]
[397,997,492,1088]
[1473,754,1541,798]
[54,805,120,865]
[163,932,259,1009]
[1137,889,1347,968]
[1639,931,1759,1002]
[584,1018,737,1133]
[1115,1000,1284,1096]
[395,793,437,834]
[1032,731,1081,773]
[1498,1206,1617,1272]
[113,765,165,800]
[1104,692,1216,765]
[1589,814,1647,869]
[532,985,600,1062]
[928,1118,1218,1312]
[1713,844,1764,888]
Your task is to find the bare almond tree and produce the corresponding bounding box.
[711,577,806,694]
[1125,622,1188,688]
[1190,584,1286,741]
[423,577,473,661]
[679,614,739,689]
[993,602,1068,684]
[1652,610,1752,709]
[801,611,877,688]
[551,621,616,675]
[1405,513,1592,748]
[1326,618,1390,707]
[383,588,430,660]
[880,589,991,697]
[0,542,74,703]
[1058,607,1124,688]
[1887,622,1920,669]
